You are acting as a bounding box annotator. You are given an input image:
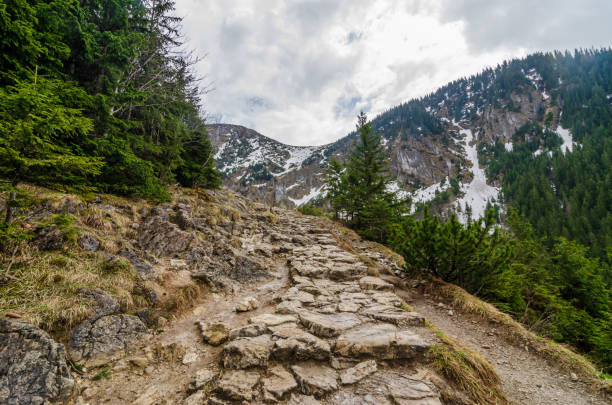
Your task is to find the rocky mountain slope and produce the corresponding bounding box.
[1,186,608,404]
[208,52,587,220]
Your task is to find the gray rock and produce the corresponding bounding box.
[69,314,148,366]
[235,296,259,312]
[183,390,206,405]
[272,327,331,361]
[78,288,119,320]
[190,369,215,391]
[298,311,362,338]
[329,264,366,281]
[229,323,267,340]
[362,309,425,327]
[138,208,194,256]
[287,393,322,405]
[118,246,153,279]
[340,360,377,385]
[359,276,393,291]
[262,365,297,401]
[334,323,430,360]
[249,313,297,327]
[35,226,63,251]
[78,233,100,252]
[0,318,75,405]
[221,335,273,369]
[291,364,338,397]
[386,375,441,405]
[215,370,260,401]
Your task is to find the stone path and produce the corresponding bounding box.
[202,217,442,404]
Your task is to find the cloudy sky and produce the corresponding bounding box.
[175,0,612,145]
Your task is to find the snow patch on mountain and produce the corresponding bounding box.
[288,185,325,206]
[454,128,500,223]
[556,126,574,154]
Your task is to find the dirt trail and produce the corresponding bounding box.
[70,201,608,405]
[407,291,608,405]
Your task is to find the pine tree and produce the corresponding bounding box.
[0,73,103,221]
[327,112,407,242]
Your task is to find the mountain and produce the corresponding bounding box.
[209,49,612,239]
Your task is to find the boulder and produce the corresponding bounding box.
[215,370,260,401]
[262,365,298,401]
[118,246,153,279]
[0,318,75,405]
[291,364,338,397]
[70,314,148,366]
[221,335,273,369]
[386,375,441,405]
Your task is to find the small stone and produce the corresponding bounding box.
[191,369,215,391]
[198,322,230,346]
[447,310,454,316]
[291,363,339,396]
[235,296,259,312]
[144,366,155,375]
[183,391,206,405]
[340,360,377,385]
[182,351,199,364]
[570,372,578,381]
[130,356,149,368]
[228,323,267,340]
[216,370,260,401]
[262,365,298,401]
[359,276,393,291]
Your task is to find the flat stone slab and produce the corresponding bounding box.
[262,365,298,401]
[334,323,430,360]
[249,313,297,327]
[282,287,315,304]
[292,262,329,278]
[386,375,441,405]
[359,276,393,291]
[272,327,331,361]
[221,335,273,369]
[299,311,362,338]
[362,309,425,327]
[329,264,366,281]
[215,370,260,401]
[291,364,339,397]
[340,360,377,385]
[276,300,303,315]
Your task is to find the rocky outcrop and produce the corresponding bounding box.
[70,314,148,366]
[0,317,75,404]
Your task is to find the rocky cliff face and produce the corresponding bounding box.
[208,63,569,221]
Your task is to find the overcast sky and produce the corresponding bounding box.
[175,0,612,146]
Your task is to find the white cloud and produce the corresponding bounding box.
[175,0,611,146]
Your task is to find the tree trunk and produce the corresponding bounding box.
[5,191,15,223]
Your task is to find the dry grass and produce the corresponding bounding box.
[427,323,510,405]
[0,244,138,334]
[428,279,610,394]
